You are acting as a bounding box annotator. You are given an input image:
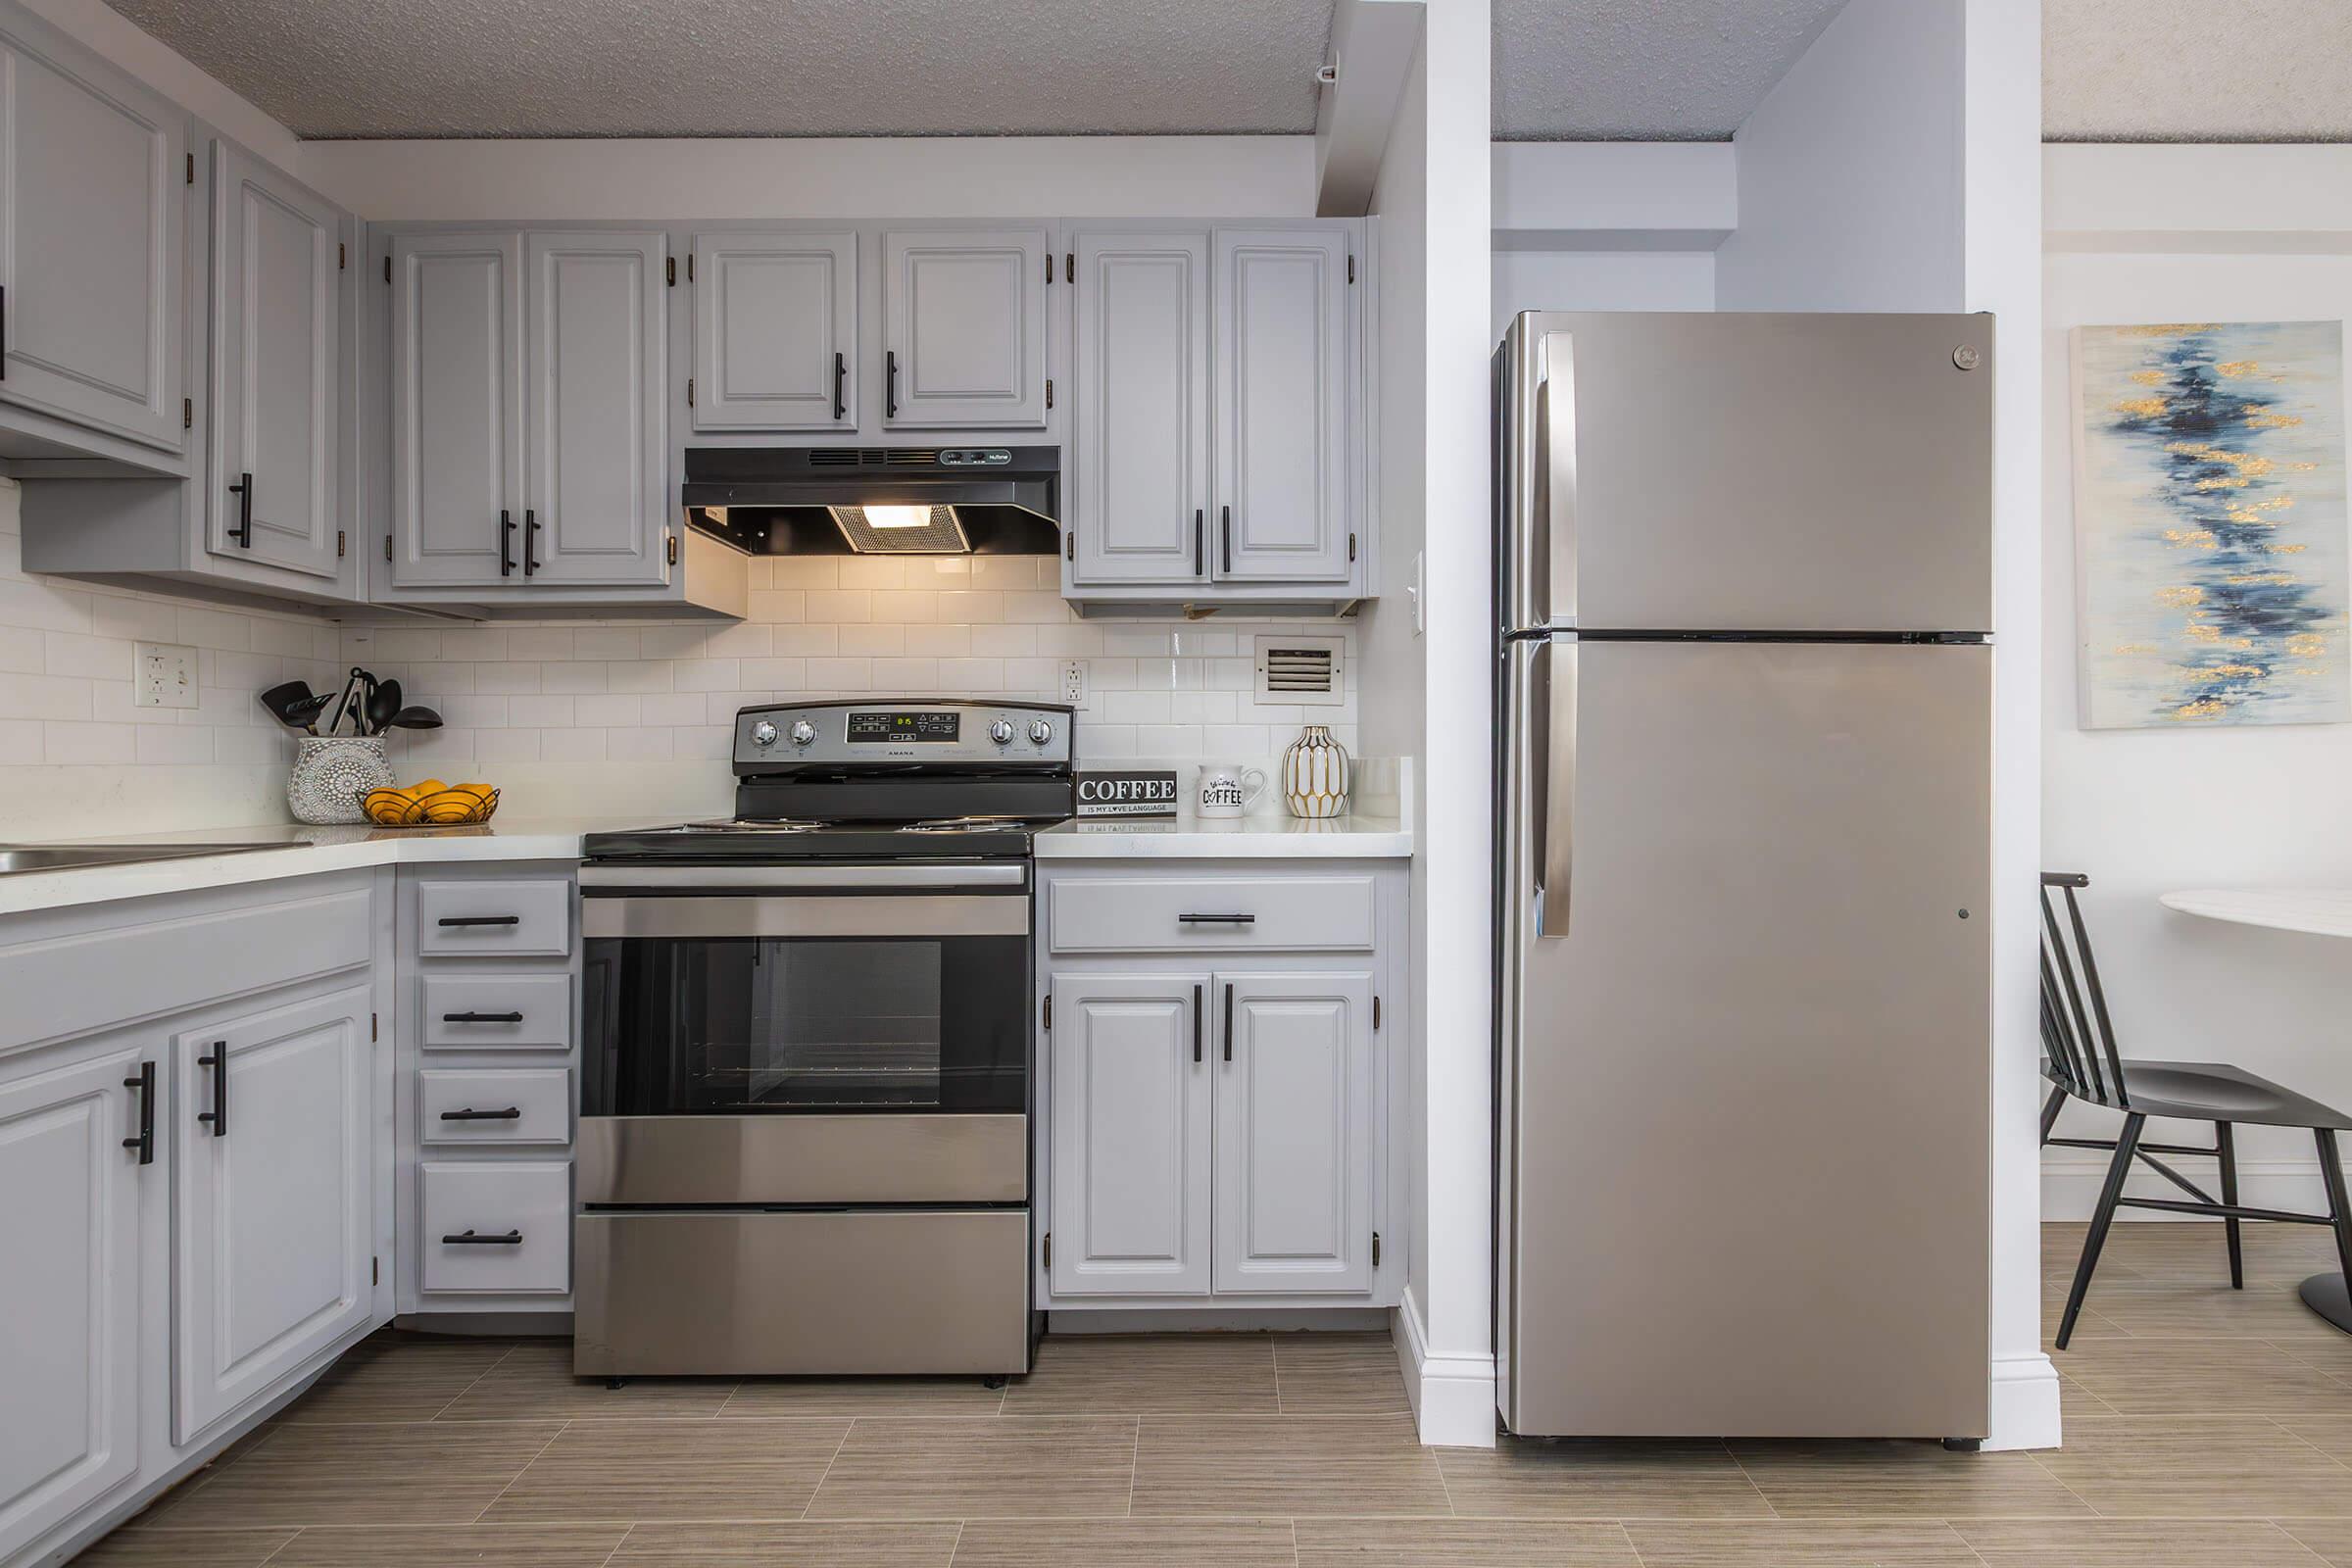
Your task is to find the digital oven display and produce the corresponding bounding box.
[847,710,960,743]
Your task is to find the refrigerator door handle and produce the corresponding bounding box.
[1539,329,1577,629]
[1537,636,1575,936]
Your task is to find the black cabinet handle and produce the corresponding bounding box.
[1193,984,1202,1064]
[522,509,540,576]
[197,1042,227,1137]
[1178,912,1256,925]
[1220,505,1232,574]
[443,1010,523,1024]
[1193,508,1203,577]
[441,1229,523,1245]
[886,350,899,418]
[1223,983,1235,1062]
[438,914,520,928]
[499,509,515,576]
[833,352,847,420]
[122,1060,156,1165]
[2,282,8,378]
[226,471,254,548]
[440,1106,522,1121]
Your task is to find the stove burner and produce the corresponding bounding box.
[903,816,1031,834]
[676,819,826,834]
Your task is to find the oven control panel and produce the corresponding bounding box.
[735,700,1073,768]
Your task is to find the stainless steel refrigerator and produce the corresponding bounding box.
[1494,312,1994,1441]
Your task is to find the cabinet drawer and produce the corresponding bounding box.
[416,879,572,957]
[420,1069,570,1147]
[1049,875,1376,954]
[420,974,572,1052]
[419,1162,570,1294]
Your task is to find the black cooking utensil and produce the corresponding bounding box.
[366,678,402,737]
[385,706,443,731]
[327,667,369,737]
[257,680,318,729]
[288,693,334,732]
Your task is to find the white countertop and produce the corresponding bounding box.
[2161,888,2352,941]
[0,817,647,918]
[1033,811,1411,859]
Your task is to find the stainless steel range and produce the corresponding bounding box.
[573,698,1073,1380]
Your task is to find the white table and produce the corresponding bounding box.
[2161,888,2352,1332]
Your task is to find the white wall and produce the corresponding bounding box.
[1489,251,1714,339]
[2042,146,2352,1219]
[1706,0,2056,1451]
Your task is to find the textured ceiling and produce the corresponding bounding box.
[2045,0,2352,142]
[97,0,1335,138]
[1493,0,1851,140]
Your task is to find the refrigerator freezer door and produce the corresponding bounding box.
[1502,311,1993,634]
[1501,638,1990,1439]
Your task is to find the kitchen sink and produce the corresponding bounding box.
[0,842,301,875]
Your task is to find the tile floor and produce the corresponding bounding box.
[80,1221,2352,1565]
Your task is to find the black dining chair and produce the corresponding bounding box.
[2040,870,2352,1348]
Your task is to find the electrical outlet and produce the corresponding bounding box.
[135,642,199,709]
[1060,660,1088,709]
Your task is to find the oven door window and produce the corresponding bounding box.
[584,934,1027,1114]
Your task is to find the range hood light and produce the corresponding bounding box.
[826,503,972,554]
[862,505,931,529]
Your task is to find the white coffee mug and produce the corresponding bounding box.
[1196,762,1266,819]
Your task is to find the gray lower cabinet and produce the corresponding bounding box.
[1048,972,1213,1297]
[208,139,344,580]
[0,1033,146,1564]
[883,225,1051,428]
[692,229,856,431]
[390,230,524,588]
[0,0,187,463]
[171,982,375,1444]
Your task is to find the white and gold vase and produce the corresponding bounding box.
[288,736,395,826]
[1281,725,1350,819]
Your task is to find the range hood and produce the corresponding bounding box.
[681,446,1060,557]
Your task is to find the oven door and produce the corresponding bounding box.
[580,862,1031,1120]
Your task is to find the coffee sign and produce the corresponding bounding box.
[1074,770,1180,818]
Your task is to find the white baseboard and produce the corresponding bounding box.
[2043,1155,2340,1222]
[1393,1289,1497,1447]
[1984,1350,2062,1451]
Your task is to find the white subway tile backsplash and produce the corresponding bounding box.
[473,662,545,694]
[0,625,45,674]
[507,694,576,728]
[134,726,214,764]
[838,624,904,657]
[0,717,43,764]
[541,661,610,694]
[0,671,93,721]
[672,659,740,692]
[572,627,640,661]
[90,595,177,645]
[506,626,576,660]
[43,720,136,764]
[574,694,642,727]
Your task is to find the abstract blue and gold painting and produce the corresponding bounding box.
[2073,319,2350,729]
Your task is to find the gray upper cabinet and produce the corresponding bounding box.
[0,3,186,457]
[883,226,1049,428]
[1214,228,1352,584]
[0,1035,146,1563]
[1212,971,1375,1295]
[693,230,854,431]
[1070,230,1209,587]
[390,231,523,587]
[523,230,666,585]
[209,141,340,580]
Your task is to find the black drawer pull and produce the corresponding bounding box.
[442,1229,523,1245]
[443,1010,524,1024]
[1178,912,1256,925]
[440,1105,522,1121]
[122,1060,156,1164]
[437,914,520,928]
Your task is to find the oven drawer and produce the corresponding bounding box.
[573,1208,1030,1375]
[419,1162,570,1294]
[578,1113,1026,1205]
[420,1069,570,1147]
[421,974,573,1052]
[417,878,572,957]
[1048,875,1377,954]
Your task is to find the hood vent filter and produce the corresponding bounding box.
[828,503,970,554]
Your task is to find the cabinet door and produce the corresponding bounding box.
[173,984,374,1444]
[210,141,340,578]
[390,231,522,587]
[693,230,855,430]
[1213,228,1352,584]
[1212,971,1374,1295]
[883,226,1049,428]
[1048,973,1210,1297]
[1070,230,1208,587]
[0,6,186,452]
[0,1040,145,1562]
[522,230,666,585]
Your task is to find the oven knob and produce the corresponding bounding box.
[989,719,1015,745]
[750,719,778,748]
[789,720,817,748]
[1028,718,1054,746]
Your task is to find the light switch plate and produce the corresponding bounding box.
[136,642,199,709]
